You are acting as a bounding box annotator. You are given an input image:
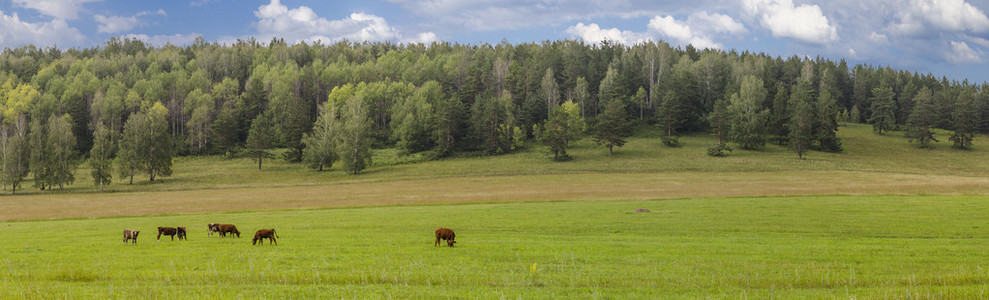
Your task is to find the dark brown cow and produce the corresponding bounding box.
[123,229,140,244]
[435,227,456,247]
[217,224,240,237]
[157,227,181,241]
[176,226,188,240]
[207,223,219,236]
[252,229,279,245]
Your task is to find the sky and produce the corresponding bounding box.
[0,0,988,82]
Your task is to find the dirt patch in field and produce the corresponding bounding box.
[2,170,988,221]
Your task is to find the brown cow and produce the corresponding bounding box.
[435,227,456,247]
[207,223,219,236]
[252,229,279,245]
[123,229,140,244]
[157,227,181,241]
[176,226,188,240]
[217,224,240,237]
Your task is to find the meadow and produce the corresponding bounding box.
[2,123,989,298]
[2,196,989,298]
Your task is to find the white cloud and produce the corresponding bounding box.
[566,22,643,45]
[892,0,989,34]
[744,0,838,44]
[123,33,201,47]
[253,0,433,44]
[94,15,139,34]
[689,12,747,35]
[402,32,438,45]
[11,0,101,20]
[94,10,167,34]
[568,12,744,50]
[947,40,982,63]
[0,10,86,48]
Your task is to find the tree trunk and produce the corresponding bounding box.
[608,144,613,155]
[258,154,263,170]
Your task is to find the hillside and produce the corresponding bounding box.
[3,123,988,221]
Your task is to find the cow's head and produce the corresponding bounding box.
[133,231,140,236]
[447,239,456,247]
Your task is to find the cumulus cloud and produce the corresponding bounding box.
[123,33,201,46]
[892,0,989,34]
[744,0,838,44]
[11,0,101,20]
[568,12,744,49]
[566,23,644,45]
[947,40,982,63]
[254,0,434,44]
[0,10,86,48]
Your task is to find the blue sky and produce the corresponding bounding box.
[0,0,988,82]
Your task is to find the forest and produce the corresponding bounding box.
[1,37,988,192]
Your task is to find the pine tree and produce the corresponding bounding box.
[950,89,978,149]
[906,87,938,148]
[788,93,814,159]
[869,80,896,135]
[246,112,277,170]
[593,99,631,155]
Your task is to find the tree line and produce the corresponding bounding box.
[1,37,987,192]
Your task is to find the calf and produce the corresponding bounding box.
[123,229,140,244]
[207,223,219,236]
[157,227,180,241]
[217,224,240,237]
[434,227,456,247]
[253,229,278,245]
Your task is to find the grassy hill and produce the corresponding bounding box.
[2,123,988,221]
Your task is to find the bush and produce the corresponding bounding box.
[707,143,732,157]
[661,136,682,148]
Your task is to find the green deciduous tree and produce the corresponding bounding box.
[1,115,29,193]
[89,123,114,191]
[392,81,439,154]
[302,102,338,171]
[727,75,769,150]
[338,95,372,174]
[538,100,585,160]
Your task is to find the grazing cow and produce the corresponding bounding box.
[157,227,180,241]
[252,229,279,245]
[176,226,188,241]
[207,223,219,236]
[123,229,140,244]
[434,227,456,247]
[217,224,240,237]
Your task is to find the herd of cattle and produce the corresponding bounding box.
[121,223,278,245]
[121,224,458,247]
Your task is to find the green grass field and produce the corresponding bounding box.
[2,123,989,298]
[3,196,989,298]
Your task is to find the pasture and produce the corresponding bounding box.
[1,124,989,297]
[2,196,989,298]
